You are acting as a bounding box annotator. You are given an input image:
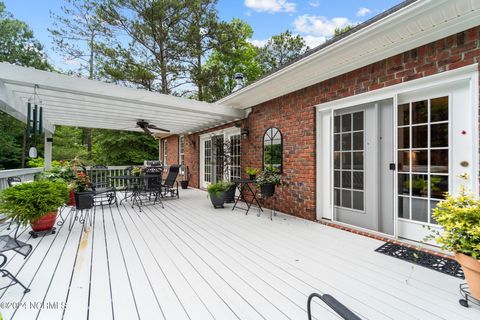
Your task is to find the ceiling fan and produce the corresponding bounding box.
[136,120,170,134]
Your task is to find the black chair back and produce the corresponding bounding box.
[7,176,21,187]
[164,165,180,187]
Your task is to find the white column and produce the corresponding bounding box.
[44,130,53,170]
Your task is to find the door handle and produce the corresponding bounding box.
[389,163,396,171]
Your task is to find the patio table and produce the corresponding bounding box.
[110,174,161,211]
[231,179,263,215]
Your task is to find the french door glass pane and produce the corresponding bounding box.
[397,96,449,224]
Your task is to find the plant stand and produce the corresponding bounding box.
[459,283,480,308]
[258,194,277,220]
[29,227,56,239]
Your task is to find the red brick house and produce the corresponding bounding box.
[159,0,480,245]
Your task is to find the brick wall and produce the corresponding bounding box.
[160,136,179,166]
[182,26,480,220]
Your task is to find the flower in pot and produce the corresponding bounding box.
[245,167,261,180]
[255,170,282,198]
[207,181,233,208]
[69,172,94,210]
[0,180,69,232]
[427,190,480,298]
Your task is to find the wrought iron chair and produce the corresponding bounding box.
[142,166,164,208]
[307,293,361,320]
[7,176,21,187]
[0,225,32,293]
[89,165,116,206]
[161,165,180,198]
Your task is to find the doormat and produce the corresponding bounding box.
[375,242,464,279]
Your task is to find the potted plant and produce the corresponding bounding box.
[69,172,94,209]
[245,167,261,180]
[131,167,143,176]
[427,190,480,299]
[180,166,189,189]
[0,180,69,232]
[224,182,237,203]
[207,181,232,208]
[36,163,77,206]
[255,170,282,198]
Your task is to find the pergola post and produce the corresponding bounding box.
[44,130,53,170]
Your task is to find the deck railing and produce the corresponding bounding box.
[0,168,44,191]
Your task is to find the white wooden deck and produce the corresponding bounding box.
[0,188,478,320]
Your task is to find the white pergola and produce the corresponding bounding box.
[0,63,245,168]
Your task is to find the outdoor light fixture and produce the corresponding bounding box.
[241,128,249,138]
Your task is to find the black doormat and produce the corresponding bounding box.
[375,242,464,279]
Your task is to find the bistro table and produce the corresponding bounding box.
[110,174,161,211]
[231,179,263,215]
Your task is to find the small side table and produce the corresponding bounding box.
[232,179,263,215]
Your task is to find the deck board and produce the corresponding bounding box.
[0,188,478,320]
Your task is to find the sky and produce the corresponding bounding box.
[3,0,402,69]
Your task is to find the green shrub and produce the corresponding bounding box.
[428,191,480,259]
[35,164,76,185]
[27,157,63,168]
[245,167,261,176]
[207,181,233,196]
[255,170,282,187]
[0,180,69,225]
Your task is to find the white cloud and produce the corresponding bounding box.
[244,0,296,13]
[248,38,270,47]
[303,35,326,48]
[293,15,351,37]
[356,7,371,17]
[309,1,320,7]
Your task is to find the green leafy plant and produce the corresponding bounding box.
[0,180,69,226]
[255,170,282,187]
[27,157,64,168]
[245,167,261,176]
[426,190,480,259]
[207,181,234,196]
[35,164,76,185]
[131,167,143,176]
[68,172,91,192]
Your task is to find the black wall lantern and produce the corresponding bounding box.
[241,128,249,139]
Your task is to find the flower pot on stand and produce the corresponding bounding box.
[260,184,275,198]
[31,212,57,232]
[455,252,480,299]
[67,190,76,206]
[209,191,226,208]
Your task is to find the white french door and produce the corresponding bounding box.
[200,128,241,189]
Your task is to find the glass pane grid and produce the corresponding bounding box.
[397,96,449,225]
[333,112,365,211]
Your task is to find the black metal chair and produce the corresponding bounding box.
[7,176,21,187]
[0,225,32,293]
[142,166,164,208]
[161,165,180,198]
[307,293,361,320]
[89,165,116,206]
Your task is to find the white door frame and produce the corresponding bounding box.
[316,64,479,240]
[199,127,241,189]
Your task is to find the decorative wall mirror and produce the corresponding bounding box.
[263,127,282,173]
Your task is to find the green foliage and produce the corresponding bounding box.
[245,167,261,176]
[27,157,63,168]
[0,111,25,169]
[52,126,89,161]
[256,30,308,74]
[0,180,69,225]
[131,167,143,176]
[35,164,76,185]
[255,170,282,187]
[207,180,233,196]
[69,171,91,192]
[93,129,159,165]
[203,19,262,102]
[334,25,355,37]
[0,2,52,70]
[428,191,480,259]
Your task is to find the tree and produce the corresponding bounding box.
[98,0,188,94]
[49,0,113,160]
[256,30,308,74]
[202,19,261,102]
[0,2,52,70]
[93,130,160,165]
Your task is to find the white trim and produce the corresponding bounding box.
[220,0,480,109]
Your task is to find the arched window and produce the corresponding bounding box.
[263,127,282,173]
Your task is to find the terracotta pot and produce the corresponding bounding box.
[455,252,480,299]
[67,190,76,206]
[31,212,57,232]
